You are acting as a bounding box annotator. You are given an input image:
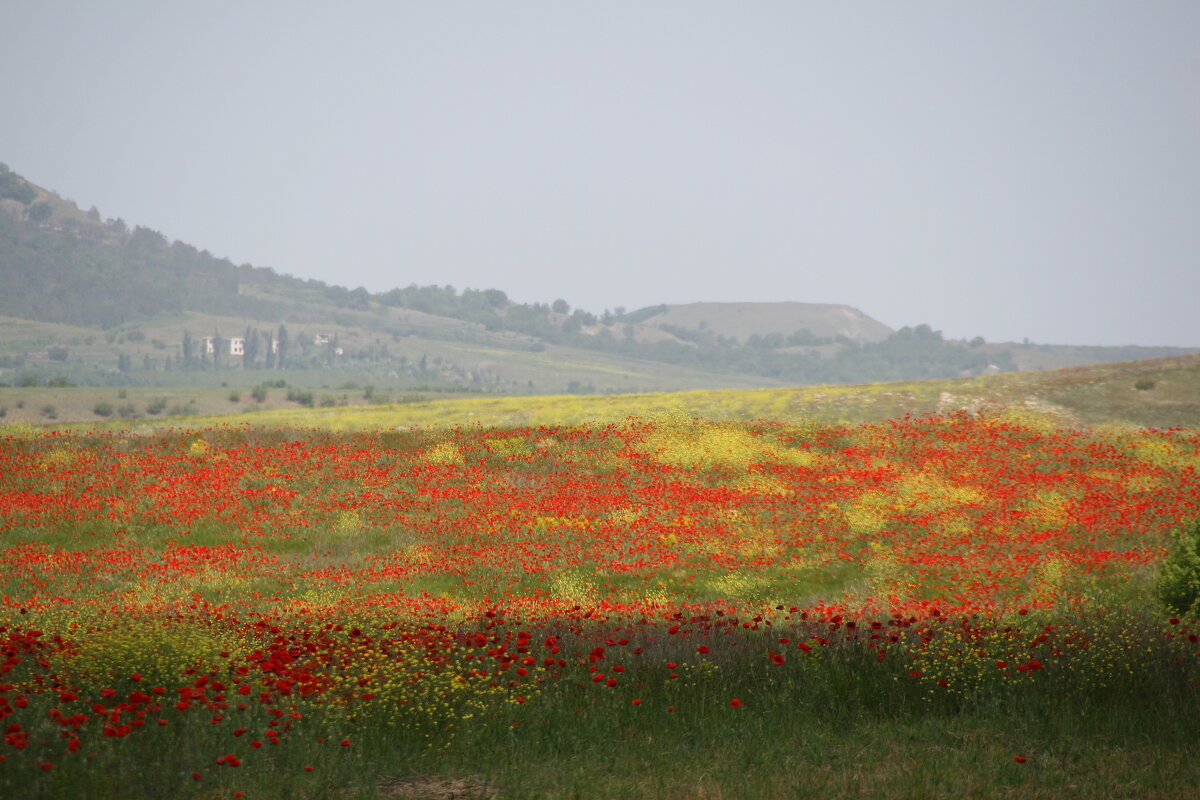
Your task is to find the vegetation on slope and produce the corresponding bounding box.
[8,163,1193,399]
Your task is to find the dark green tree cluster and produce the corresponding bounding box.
[0,163,36,205]
[0,212,291,327]
[0,166,296,328]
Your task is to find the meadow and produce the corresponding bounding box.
[2,409,1200,798]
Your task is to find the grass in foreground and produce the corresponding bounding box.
[2,412,1199,798]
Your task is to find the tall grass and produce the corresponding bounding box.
[5,607,1200,800]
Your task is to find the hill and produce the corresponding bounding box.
[1,161,1196,398]
[633,301,894,343]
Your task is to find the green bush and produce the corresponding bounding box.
[93,401,114,417]
[1157,520,1200,616]
[287,388,315,407]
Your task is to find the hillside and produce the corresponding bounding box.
[635,301,894,343]
[1,162,1196,397]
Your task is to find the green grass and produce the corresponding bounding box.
[9,609,1199,799]
[19,352,1199,435]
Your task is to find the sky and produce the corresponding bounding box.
[2,2,1198,346]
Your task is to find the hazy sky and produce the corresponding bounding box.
[3,2,1198,346]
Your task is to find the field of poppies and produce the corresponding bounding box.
[3,411,1200,799]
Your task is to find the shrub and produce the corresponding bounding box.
[146,397,167,415]
[287,388,314,407]
[93,401,114,417]
[1135,378,1156,391]
[1157,520,1200,616]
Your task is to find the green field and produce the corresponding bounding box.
[10,352,1197,434]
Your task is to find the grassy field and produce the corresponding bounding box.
[2,409,1199,798]
[20,352,1200,434]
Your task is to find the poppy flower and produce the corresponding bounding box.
[729,698,743,708]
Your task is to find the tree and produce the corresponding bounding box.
[182,329,193,367]
[0,166,35,204]
[212,331,223,370]
[263,331,275,369]
[276,325,288,369]
[483,289,508,308]
[27,202,52,223]
[243,325,257,369]
[552,298,570,314]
